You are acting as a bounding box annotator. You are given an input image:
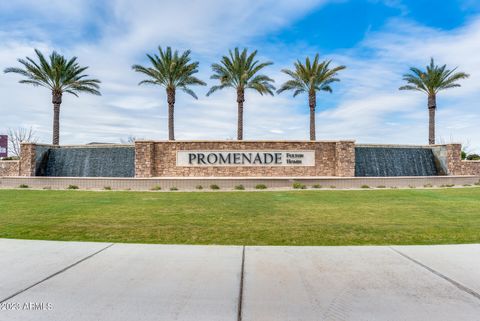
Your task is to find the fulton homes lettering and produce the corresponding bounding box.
[176,151,315,167]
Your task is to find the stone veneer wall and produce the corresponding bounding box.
[19,143,37,176]
[440,144,480,176]
[445,144,463,175]
[135,141,356,178]
[462,161,480,176]
[0,160,19,176]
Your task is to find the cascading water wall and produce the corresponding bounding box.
[355,146,439,177]
[35,145,135,177]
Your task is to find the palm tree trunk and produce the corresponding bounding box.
[309,90,316,141]
[167,87,175,141]
[52,92,62,145]
[237,87,245,140]
[428,94,436,145]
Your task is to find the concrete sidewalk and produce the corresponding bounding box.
[1,239,479,321]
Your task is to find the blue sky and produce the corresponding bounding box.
[1,0,480,151]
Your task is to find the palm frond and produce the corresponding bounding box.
[208,47,274,96]
[399,85,423,92]
[206,84,231,96]
[4,48,101,97]
[278,55,345,99]
[138,79,158,86]
[18,79,47,87]
[180,87,198,99]
[399,58,468,95]
[133,46,205,99]
[277,79,306,94]
[293,88,305,97]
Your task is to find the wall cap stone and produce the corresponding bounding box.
[356,144,453,148]
[27,143,134,148]
[135,140,356,143]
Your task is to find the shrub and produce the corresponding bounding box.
[195,185,203,190]
[43,186,51,190]
[19,184,29,189]
[292,182,306,189]
[104,186,112,190]
[170,187,178,191]
[409,185,416,189]
[235,185,245,190]
[2,156,20,160]
[329,185,336,189]
[150,185,162,191]
[466,154,480,161]
[361,185,370,189]
[67,185,79,190]
[255,184,267,190]
[423,184,433,188]
[210,184,220,190]
[376,185,386,189]
[463,184,471,187]
[312,184,322,189]
[475,180,480,186]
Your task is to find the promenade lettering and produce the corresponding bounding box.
[177,151,315,167]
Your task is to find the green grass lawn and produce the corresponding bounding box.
[1,188,479,245]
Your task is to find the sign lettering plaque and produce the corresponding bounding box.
[177,150,315,167]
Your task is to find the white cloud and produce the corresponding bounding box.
[0,1,479,153]
[327,17,480,149]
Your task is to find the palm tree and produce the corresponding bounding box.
[207,48,275,140]
[132,47,206,141]
[277,55,345,141]
[399,58,469,145]
[4,49,101,145]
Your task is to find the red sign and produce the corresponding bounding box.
[0,135,7,158]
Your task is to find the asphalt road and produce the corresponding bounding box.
[1,239,479,321]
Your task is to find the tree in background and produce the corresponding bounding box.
[132,47,206,141]
[7,127,38,157]
[399,58,469,145]
[277,55,345,141]
[120,136,145,144]
[207,48,275,140]
[4,49,101,145]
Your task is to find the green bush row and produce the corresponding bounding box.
[15,181,480,190]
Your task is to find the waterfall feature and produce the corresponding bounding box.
[35,145,135,177]
[355,146,439,177]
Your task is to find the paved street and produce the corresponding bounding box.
[1,239,480,321]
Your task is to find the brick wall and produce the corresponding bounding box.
[135,141,356,178]
[0,161,19,176]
